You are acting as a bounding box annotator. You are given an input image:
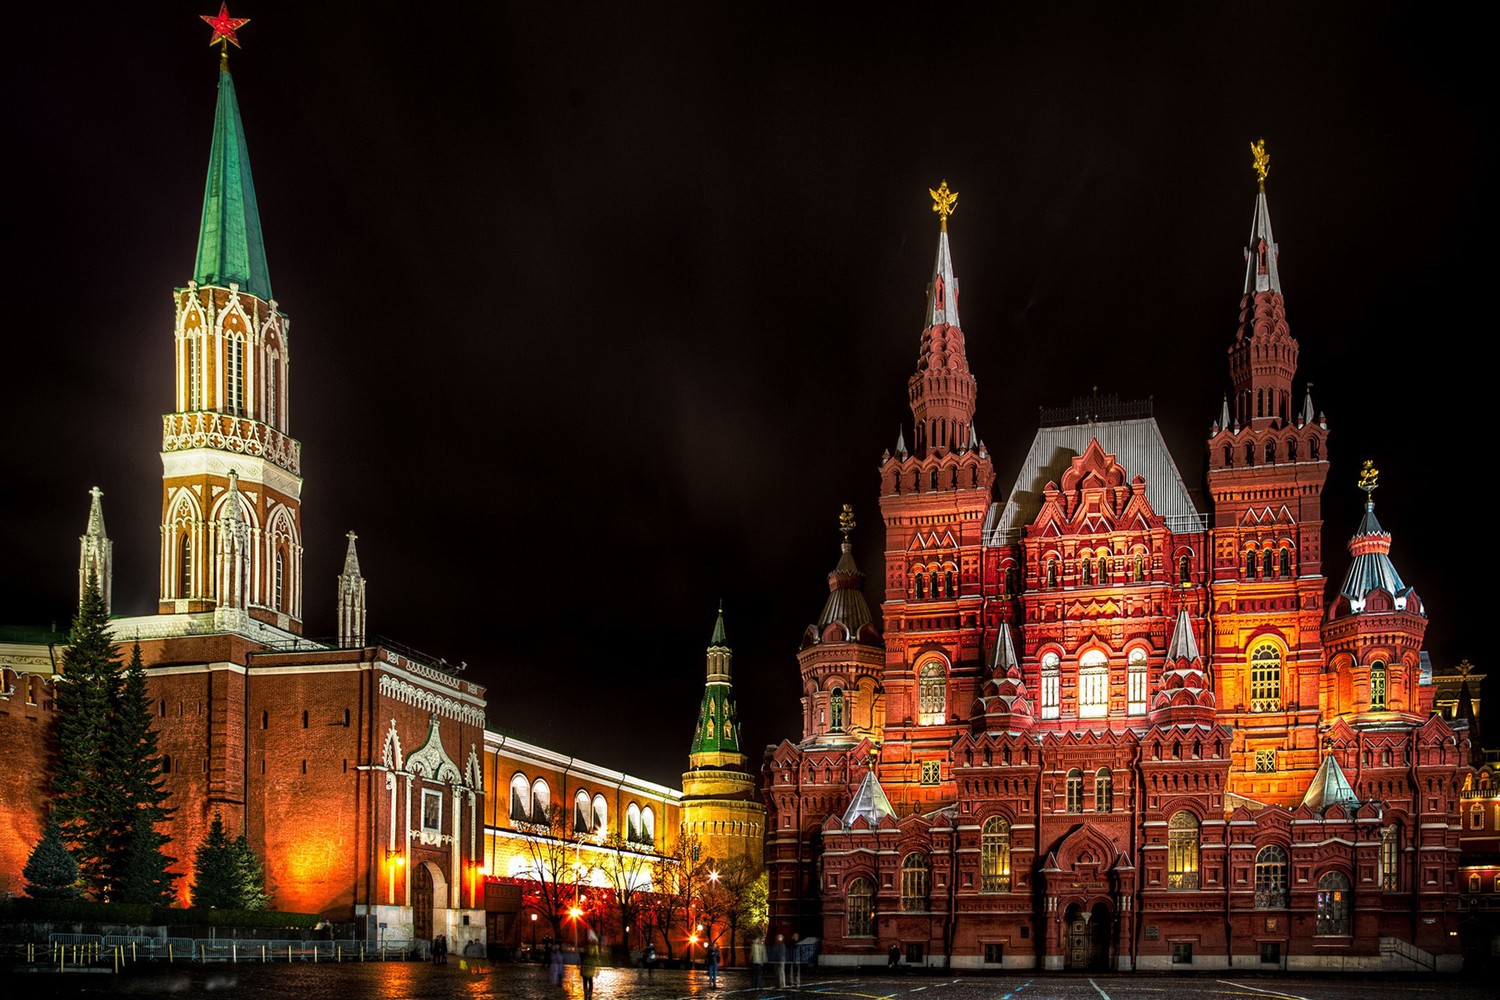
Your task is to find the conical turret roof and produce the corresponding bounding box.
[1337,497,1416,613]
[841,771,896,829]
[195,61,272,300]
[1300,753,1361,814]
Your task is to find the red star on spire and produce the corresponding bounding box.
[201,3,250,49]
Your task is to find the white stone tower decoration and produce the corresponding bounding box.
[78,486,113,613]
[337,531,367,647]
[213,471,252,629]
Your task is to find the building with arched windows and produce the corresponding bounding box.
[763,173,1469,972]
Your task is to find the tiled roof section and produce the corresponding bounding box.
[812,542,877,644]
[841,771,896,828]
[1300,754,1361,814]
[1337,499,1414,612]
[985,417,1203,543]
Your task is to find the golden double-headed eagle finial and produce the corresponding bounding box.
[839,503,856,537]
[1250,139,1270,189]
[1358,459,1379,496]
[929,181,958,231]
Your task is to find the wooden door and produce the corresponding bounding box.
[414,864,434,946]
[1067,916,1092,970]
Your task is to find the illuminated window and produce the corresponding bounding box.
[1370,661,1387,711]
[274,550,285,612]
[641,806,655,843]
[189,338,201,408]
[1179,555,1192,585]
[1095,769,1113,813]
[226,337,244,415]
[1380,825,1399,891]
[1041,653,1060,720]
[575,790,591,833]
[1078,649,1108,719]
[1249,643,1282,712]
[1167,812,1200,889]
[531,778,551,825]
[846,877,875,936]
[1127,648,1147,716]
[1098,555,1110,582]
[830,688,844,731]
[421,789,443,833]
[981,817,1011,892]
[1081,558,1092,586]
[1133,554,1145,582]
[509,776,531,821]
[1470,874,1482,893]
[179,533,192,597]
[900,854,930,911]
[1065,769,1083,813]
[1280,547,1292,578]
[1254,845,1287,908]
[1255,749,1277,773]
[920,761,940,785]
[918,662,946,723]
[1046,558,1058,589]
[626,802,643,843]
[1471,803,1483,830]
[593,794,607,835]
[267,357,278,427]
[1316,872,1350,935]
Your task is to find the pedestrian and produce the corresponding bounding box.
[771,933,787,987]
[644,941,657,981]
[750,934,766,987]
[888,942,900,970]
[549,940,565,986]
[579,931,600,1000]
[431,933,441,964]
[707,940,720,988]
[438,934,448,964]
[791,932,802,985]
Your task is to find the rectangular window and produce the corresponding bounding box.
[921,761,940,785]
[422,789,443,833]
[1472,804,1484,830]
[1255,749,1277,773]
[226,339,244,416]
[1172,942,1193,964]
[906,943,924,964]
[1127,663,1147,716]
[1042,666,1060,720]
[267,359,278,427]
[188,338,201,409]
[1260,942,1281,964]
[983,943,1003,964]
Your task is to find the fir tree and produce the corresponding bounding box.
[51,579,123,897]
[191,812,239,909]
[109,643,177,903]
[23,819,81,900]
[231,833,270,910]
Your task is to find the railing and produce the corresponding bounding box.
[162,411,301,475]
[1039,394,1153,427]
[1379,936,1436,971]
[40,933,412,965]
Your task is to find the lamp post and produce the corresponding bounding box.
[530,912,538,955]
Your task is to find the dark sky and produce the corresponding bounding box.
[4,3,1485,786]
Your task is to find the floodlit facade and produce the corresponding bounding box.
[764,173,1470,972]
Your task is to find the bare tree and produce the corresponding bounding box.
[518,804,595,946]
[708,854,763,966]
[647,832,708,962]
[598,833,655,952]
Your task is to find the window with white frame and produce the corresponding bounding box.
[1079,649,1109,718]
[226,337,244,416]
[531,778,551,825]
[1380,825,1399,891]
[918,661,946,724]
[901,854,930,911]
[1041,652,1060,720]
[575,790,592,833]
[1127,648,1147,716]
[626,802,643,843]
[509,774,530,823]
[1249,642,1282,712]
[1370,661,1387,711]
[421,789,443,833]
[593,794,607,835]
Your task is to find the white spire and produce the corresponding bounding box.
[895,427,908,455]
[925,228,961,329]
[215,471,250,614]
[1165,607,1202,661]
[1242,187,1281,295]
[78,486,112,614]
[338,530,367,647]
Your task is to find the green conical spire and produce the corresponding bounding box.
[690,605,741,760]
[194,62,272,301]
[710,601,728,647]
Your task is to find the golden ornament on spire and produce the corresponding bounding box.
[839,503,856,537]
[1250,138,1270,189]
[1358,459,1379,495]
[929,181,958,231]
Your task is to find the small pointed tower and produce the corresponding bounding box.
[213,470,251,627]
[1148,608,1217,727]
[78,487,113,614]
[1205,142,1331,804]
[681,606,765,867]
[337,531,367,647]
[878,182,995,749]
[797,505,884,746]
[1320,462,1428,722]
[160,24,304,633]
[971,622,1035,733]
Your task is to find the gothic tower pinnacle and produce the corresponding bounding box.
[909,181,977,458]
[337,531,367,647]
[159,23,304,634]
[78,487,112,615]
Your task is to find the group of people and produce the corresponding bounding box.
[543,933,603,997]
[748,932,805,987]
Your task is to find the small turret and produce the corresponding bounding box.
[1149,608,1216,726]
[971,622,1034,732]
[337,531,367,647]
[78,487,112,615]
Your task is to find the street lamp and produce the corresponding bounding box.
[530,912,538,955]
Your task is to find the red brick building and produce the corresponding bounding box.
[764,175,1468,972]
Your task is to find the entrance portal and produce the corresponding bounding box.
[413,862,448,951]
[1063,902,1111,971]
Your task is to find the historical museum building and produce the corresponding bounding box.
[763,173,1470,972]
[0,34,762,951]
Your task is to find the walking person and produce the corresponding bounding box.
[644,941,657,981]
[771,934,787,987]
[750,934,766,987]
[888,942,900,970]
[548,940,565,986]
[579,931,600,1000]
[707,940,720,988]
[790,932,802,985]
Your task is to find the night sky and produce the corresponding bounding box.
[4,4,1485,786]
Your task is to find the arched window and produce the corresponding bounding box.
[930,469,939,491]
[1095,769,1113,813]
[1065,769,1084,813]
[1379,825,1399,891]
[226,336,245,416]
[1310,437,1320,460]
[900,854,930,911]
[267,355,278,427]
[531,779,551,825]
[1041,652,1061,720]
[945,570,955,597]
[1265,441,1276,463]
[1254,845,1288,908]
[593,794,607,835]
[918,662,946,723]
[510,774,530,823]
[1046,558,1058,589]
[1280,547,1292,578]
[301,710,308,728]
[188,337,201,409]
[830,688,845,731]
[1127,648,1148,716]
[260,709,268,729]
[914,573,925,600]
[1263,548,1274,577]
[1287,438,1297,461]
[981,817,1011,891]
[627,802,643,843]
[1316,872,1351,935]
[1249,643,1282,712]
[180,533,192,597]
[1078,649,1109,719]
[1245,549,1257,578]
[274,550,285,611]
[1245,442,1255,465]
[641,806,655,844]
[574,790,592,833]
[930,571,940,598]
[847,877,875,936]
[1081,559,1093,586]
[1098,555,1110,582]
[1133,553,1145,582]
[1167,812,1200,888]
[1370,661,1387,711]
[1179,555,1192,584]
[1223,443,1233,467]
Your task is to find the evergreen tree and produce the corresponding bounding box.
[22,819,80,900]
[50,579,123,897]
[109,643,177,903]
[191,812,239,909]
[230,833,270,910]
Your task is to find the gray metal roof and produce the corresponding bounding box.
[815,543,876,641]
[1300,754,1361,814]
[925,229,960,329]
[1243,188,1281,295]
[1165,608,1201,661]
[1337,500,1413,611]
[841,771,896,828]
[984,417,1204,545]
